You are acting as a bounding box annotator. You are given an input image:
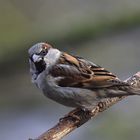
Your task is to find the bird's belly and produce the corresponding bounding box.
[43,83,99,109]
[37,74,99,109]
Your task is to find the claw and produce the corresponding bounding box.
[59,108,82,122]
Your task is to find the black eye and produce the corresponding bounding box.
[39,49,48,56]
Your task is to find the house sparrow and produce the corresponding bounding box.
[28,42,140,110]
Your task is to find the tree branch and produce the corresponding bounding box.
[29,71,140,140]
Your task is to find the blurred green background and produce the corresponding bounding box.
[1,0,140,140]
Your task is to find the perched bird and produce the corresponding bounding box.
[28,42,140,110]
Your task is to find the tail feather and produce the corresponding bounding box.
[106,87,140,98]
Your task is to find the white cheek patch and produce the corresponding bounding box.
[44,57,50,67]
[44,49,61,66]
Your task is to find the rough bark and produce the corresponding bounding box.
[29,71,140,140]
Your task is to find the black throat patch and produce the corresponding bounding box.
[34,59,46,74]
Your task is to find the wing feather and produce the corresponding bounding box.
[49,53,129,89]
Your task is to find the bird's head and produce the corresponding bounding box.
[28,42,61,82]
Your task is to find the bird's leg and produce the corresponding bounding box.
[59,107,93,127]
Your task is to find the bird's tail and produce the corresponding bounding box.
[106,87,140,98]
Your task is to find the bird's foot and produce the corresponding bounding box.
[59,108,82,123]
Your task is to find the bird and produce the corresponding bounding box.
[28,42,140,111]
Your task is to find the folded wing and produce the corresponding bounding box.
[49,53,129,89]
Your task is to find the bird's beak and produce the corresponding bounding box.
[32,54,43,62]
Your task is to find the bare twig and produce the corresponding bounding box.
[29,71,140,140]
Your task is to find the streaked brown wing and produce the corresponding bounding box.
[49,53,128,88]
